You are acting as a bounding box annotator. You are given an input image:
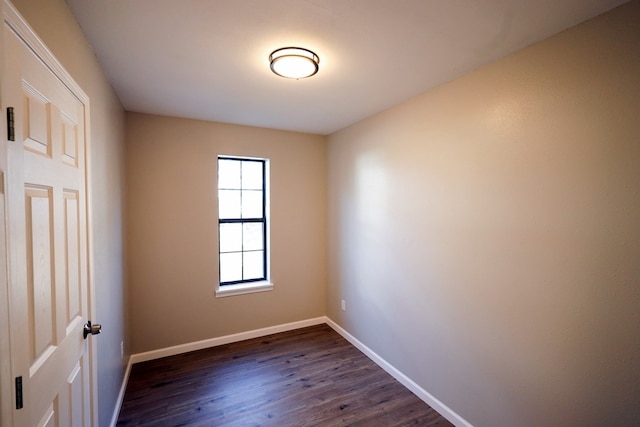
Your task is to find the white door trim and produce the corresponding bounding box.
[1,1,98,425]
[0,4,11,427]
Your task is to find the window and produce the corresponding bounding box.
[217,156,270,295]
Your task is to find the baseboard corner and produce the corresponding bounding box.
[324,317,472,427]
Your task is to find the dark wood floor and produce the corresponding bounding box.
[117,324,454,426]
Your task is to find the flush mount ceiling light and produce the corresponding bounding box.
[269,47,319,79]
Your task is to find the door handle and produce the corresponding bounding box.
[83,320,102,339]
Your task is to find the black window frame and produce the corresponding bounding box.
[217,156,267,286]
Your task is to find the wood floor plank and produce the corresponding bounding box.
[117,324,453,426]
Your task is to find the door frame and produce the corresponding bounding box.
[0,1,10,425]
[0,1,98,425]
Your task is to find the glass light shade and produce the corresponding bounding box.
[269,47,319,79]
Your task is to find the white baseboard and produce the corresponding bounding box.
[129,317,326,364]
[324,317,472,427]
[112,316,470,427]
[109,356,133,427]
[110,317,326,424]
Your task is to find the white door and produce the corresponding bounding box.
[2,3,95,426]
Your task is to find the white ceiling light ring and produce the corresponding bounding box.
[269,47,320,79]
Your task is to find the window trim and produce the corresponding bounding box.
[216,156,272,297]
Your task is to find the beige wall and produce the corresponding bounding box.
[9,1,128,426]
[327,2,640,426]
[126,113,326,353]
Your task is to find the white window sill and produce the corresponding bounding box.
[215,281,274,298]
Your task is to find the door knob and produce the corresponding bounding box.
[83,320,102,339]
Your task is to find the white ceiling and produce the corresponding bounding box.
[66,0,628,135]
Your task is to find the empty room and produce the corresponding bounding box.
[0,0,638,426]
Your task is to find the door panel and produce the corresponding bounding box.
[3,8,92,426]
[23,82,51,157]
[68,360,86,426]
[61,114,78,167]
[25,186,56,368]
[64,190,81,326]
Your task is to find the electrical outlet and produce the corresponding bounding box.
[341,299,346,311]
[120,341,124,359]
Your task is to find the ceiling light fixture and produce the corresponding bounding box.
[269,47,319,79]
